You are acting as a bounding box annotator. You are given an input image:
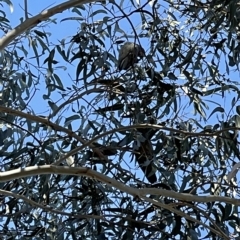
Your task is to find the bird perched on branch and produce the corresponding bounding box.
[118,42,145,70]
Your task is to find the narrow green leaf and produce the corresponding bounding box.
[208,106,224,119]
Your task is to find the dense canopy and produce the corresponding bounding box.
[1,0,240,239]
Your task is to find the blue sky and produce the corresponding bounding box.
[3,1,95,114]
[4,0,240,186]
[2,1,240,237]
[4,0,240,182]
[5,0,240,114]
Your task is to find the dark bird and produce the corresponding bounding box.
[134,137,157,184]
[145,67,174,92]
[134,120,158,184]
[88,142,118,157]
[118,42,145,70]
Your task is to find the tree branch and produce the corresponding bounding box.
[49,88,105,118]
[141,196,229,239]
[0,165,238,206]
[0,189,103,220]
[0,105,109,164]
[0,165,233,239]
[0,0,101,50]
[55,122,240,165]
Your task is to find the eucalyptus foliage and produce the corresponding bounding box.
[0,0,240,239]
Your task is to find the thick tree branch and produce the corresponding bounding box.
[0,0,100,50]
[0,165,233,238]
[0,165,239,206]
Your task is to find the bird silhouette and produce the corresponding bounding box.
[118,42,145,70]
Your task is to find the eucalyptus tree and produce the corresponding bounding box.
[0,0,240,239]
